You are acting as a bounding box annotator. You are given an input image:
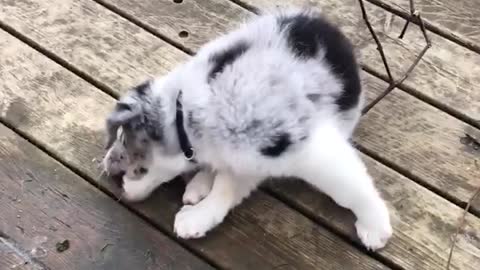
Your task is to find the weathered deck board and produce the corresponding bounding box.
[357,89,480,211]
[0,29,389,270]
[0,0,189,92]
[0,124,213,270]
[95,0,247,50]
[267,153,480,270]
[368,0,480,53]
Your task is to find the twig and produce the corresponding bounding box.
[446,185,480,269]
[359,0,431,114]
[398,0,415,38]
[398,21,410,39]
[101,243,112,253]
[358,0,393,83]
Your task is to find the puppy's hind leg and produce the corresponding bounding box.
[296,126,392,251]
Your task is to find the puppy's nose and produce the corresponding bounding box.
[134,167,148,176]
[111,170,126,187]
[116,170,126,178]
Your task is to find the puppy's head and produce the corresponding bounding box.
[102,80,194,188]
[102,80,163,180]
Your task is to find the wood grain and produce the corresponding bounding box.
[267,153,480,270]
[0,124,212,270]
[356,89,480,212]
[0,0,189,93]
[96,0,249,51]
[0,28,389,270]
[367,0,480,53]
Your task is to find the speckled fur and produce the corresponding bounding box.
[102,9,392,250]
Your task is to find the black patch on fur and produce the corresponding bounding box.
[279,14,361,111]
[208,41,250,80]
[133,80,150,96]
[260,133,292,157]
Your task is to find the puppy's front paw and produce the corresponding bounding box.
[355,216,392,251]
[122,179,152,202]
[182,172,214,205]
[174,204,223,239]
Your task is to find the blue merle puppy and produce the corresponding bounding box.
[103,9,392,250]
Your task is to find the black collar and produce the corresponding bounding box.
[175,91,196,162]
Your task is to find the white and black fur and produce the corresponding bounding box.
[102,9,392,250]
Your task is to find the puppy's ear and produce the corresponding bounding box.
[105,101,142,149]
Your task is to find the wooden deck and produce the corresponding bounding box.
[0,0,479,269]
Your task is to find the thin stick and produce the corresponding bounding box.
[398,20,410,39]
[362,39,430,114]
[358,0,394,83]
[360,0,431,114]
[409,0,415,14]
[398,0,417,39]
[417,13,431,46]
[446,185,480,269]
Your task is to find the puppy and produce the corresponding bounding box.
[102,9,392,250]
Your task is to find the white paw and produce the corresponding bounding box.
[122,179,152,202]
[182,173,214,205]
[174,203,224,239]
[355,218,392,251]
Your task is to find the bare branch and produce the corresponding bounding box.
[358,0,394,83]
[446,185,480,269]
[398,0,416,38]
[409,0,415,14]
[398,20,411,39]
[360,0,431,114]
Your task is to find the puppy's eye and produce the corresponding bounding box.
[119,155,125,160]
[134,167,148,175]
